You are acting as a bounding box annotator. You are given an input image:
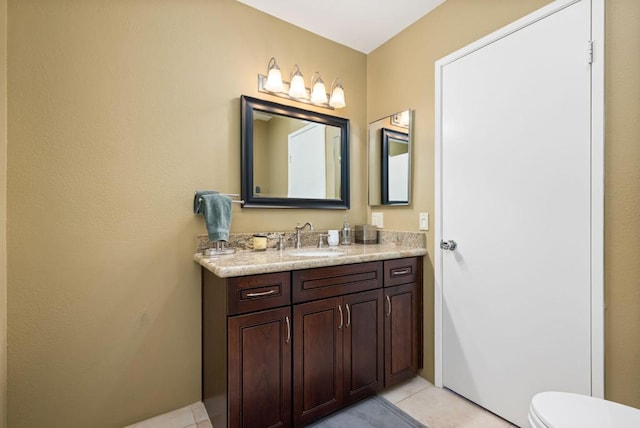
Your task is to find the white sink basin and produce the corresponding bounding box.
[288,248,345,257]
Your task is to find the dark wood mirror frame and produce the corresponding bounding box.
[381,128,410,205]
[241,95,350,209]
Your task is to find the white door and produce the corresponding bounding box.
[288,123,326,198]
[435,0,604,426]
[389,152,409,202]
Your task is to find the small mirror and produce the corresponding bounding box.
[241,96,350,209]
[368,110,412,206]
[381,128,410,204]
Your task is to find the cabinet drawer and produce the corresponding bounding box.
[227,272,291,315]
[384,258,418,287]
[292,261,382,303]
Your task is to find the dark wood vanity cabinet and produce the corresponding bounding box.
[383,258,422,388]
[202,256,422,428]
[228,307,292,428]
[342,289,385,402]
[291,261,385,425]
[292,296,343,425]
[292,289,384,426]
[203,271,291,428]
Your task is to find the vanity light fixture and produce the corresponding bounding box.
[329,78,346,109]
[264,57,284,93]
[257,57,346,110]
[288,65,308,99]
[310,72,328,104]
[391,109,411,128]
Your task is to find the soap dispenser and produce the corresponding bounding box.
[341,215,352,245]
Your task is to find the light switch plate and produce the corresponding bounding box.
[419,212,429,231]
[371,212,384,228]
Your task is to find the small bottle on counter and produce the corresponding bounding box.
[341,215,351,245]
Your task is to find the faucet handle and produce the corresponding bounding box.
[267,233,286,250]
[317,234,328,248]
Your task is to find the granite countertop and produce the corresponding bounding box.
[194,243,427,278]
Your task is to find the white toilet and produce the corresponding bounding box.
[529,391,640,428]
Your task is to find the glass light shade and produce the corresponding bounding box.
[310,73,328,104]
[329,83,346,108]
[265,67,284,92]
[289,65,307,99]
[396,110,410,126]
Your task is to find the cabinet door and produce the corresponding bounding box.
[293,297,343,426]
[384,283,419,387]
[343,289,384,404]
[228,307,292,428]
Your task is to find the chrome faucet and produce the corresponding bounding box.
[294,222,314,249]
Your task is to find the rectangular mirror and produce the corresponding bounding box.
[368,109,412,206]
[241,96,350,209]
[381,128,410,204]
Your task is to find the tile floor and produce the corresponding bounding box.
[125,377,517,428]
[124,402,212,428]
[381,377,517,428]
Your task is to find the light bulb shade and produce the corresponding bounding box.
[310,72,328,104]
[264,57,284,92]
[329,79,346,108]
[289,65,307,99]
[265,68,284,92]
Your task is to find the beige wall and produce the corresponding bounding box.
[6,0,366,427]
[603,0,640,408]
[368,0,640,408]
[5,0,640,427]
[0,0,6,426]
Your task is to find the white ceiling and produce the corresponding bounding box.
[236,0,446,54]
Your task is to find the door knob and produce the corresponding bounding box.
[440,240,457,251]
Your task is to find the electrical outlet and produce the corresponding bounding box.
[371,212,384,228]
[419,212,429,231]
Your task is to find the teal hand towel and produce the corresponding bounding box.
[193,190,218,215]
[198,193,232,242]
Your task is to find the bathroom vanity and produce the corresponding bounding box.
[196,243,425,428]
